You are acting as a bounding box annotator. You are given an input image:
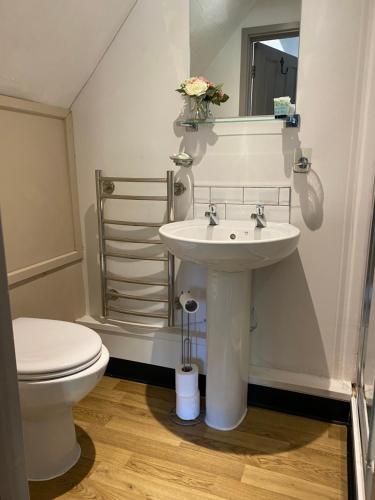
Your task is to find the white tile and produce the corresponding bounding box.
[211,187,243,204]
[193,186,210,204]
[194,203,226,220]
[279,187,291,206]
[226,204,256,220]
[266,205,290,222]
[244,187,279,205]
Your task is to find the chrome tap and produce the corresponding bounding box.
[205,204,219,226]
[251,204,267,228]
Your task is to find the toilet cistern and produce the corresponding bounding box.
[205,203,219,226]
[251,203,267,228]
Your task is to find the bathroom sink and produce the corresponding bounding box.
[159,218,300,431]
[159,219,300,272]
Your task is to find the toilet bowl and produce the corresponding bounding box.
[13,317,109,481]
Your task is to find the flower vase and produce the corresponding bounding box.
[190,98,213,121]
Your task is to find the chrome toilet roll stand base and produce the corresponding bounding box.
[169,407,203,427]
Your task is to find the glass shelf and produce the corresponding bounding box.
[178,114,299,130]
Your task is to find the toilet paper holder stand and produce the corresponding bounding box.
[178,291,199,372]
[181,313,192,372]
[168,291,203,426]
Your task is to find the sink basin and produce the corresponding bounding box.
[159,218,300,431]
[159,219,300,272]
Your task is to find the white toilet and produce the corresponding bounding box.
[12,317,109,481]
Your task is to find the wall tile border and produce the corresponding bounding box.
[193,184,291,223]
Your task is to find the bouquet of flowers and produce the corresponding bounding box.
[176,76,229,120]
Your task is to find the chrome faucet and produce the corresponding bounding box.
[205,204,219,226]
[251,204,267,228]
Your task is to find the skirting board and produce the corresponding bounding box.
[77,315,352,401]
[105,357,350,425]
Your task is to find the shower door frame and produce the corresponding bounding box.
[349,3,375,496]
[355,176,375,499]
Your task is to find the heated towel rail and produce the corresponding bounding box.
[95,170,175,326]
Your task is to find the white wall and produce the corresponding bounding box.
[72,0,189,322]
[337,0,375,388]
[72,0,370,399]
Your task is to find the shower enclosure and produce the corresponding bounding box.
[354,180,375,500]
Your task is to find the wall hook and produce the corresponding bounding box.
[280,57,289,75]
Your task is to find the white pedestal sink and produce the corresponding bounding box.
[159,219,300,430]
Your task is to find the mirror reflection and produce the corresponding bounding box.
[190,0,302,119]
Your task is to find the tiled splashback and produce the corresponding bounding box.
[193,185,291,222]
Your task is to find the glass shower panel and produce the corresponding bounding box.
[364,281,375,498]
[357,180,375,498]
[363,296,375,419]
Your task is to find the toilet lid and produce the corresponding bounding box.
[13,318,103,381]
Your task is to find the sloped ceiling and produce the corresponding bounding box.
[190,0,257,75]
[0,0,137,108]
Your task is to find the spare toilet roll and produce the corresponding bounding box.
[176,391,200,420]
[175,363,199,397]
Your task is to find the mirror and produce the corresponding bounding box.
[190,0,302,119]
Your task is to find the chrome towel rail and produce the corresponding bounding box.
[103,236,163,245]
[95,169,176,326]
[105,274,169,287]
[102,176,167,183]
[103,251,168,262]
[103,219,162,227]
[102,194,168,201]
[107,306,168,320]
[107,290,168,303]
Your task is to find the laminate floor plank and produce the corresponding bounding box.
[29,376,348,500]
[60,478,135,500]
[91,462,220,500]
[241,463,345,500]
[79,421,245,481]
[210,475,296,500]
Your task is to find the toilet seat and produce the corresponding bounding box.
[13,318,103,381]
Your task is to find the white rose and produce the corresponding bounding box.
[184,78,209,96]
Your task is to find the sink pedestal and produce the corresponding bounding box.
[205,270,251,430]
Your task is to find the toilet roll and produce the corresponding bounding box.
[175,363,199,397]
[176,391,200,420]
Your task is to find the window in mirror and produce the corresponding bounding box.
[240,25,300,116]
[190,0,302,120]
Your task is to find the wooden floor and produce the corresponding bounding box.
[29,376,348,500]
